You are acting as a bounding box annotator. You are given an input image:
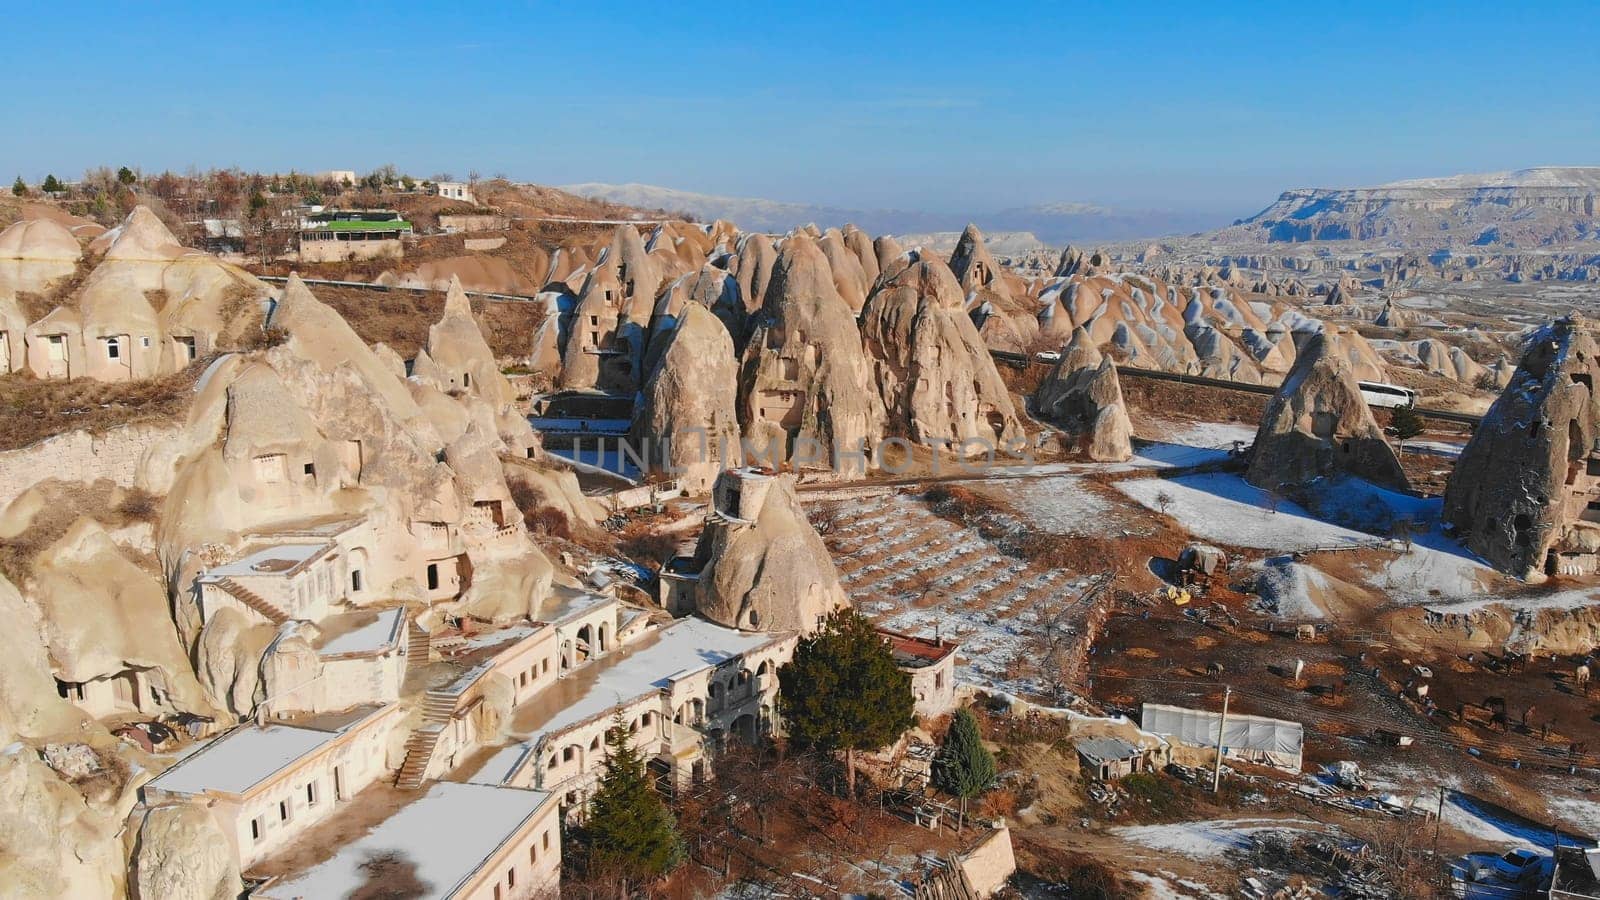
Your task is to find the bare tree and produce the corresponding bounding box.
[242,190,292,265]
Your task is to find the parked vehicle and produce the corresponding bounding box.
[1469,847,1550,884]
[1358,380,1417,409]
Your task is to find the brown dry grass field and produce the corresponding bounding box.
[307,284,544,360]
[0,365,201,452]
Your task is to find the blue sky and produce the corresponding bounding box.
[5,1,1597,218]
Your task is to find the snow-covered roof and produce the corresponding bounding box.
[470,742,535,787]
[317,607,406,656]
[527,617,781,740]
[198,543,329,580]
[537,589,614,626]
[259,782,554,899]
[146,705,387,797]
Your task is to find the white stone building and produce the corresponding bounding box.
[139,703,406,870]
[433,181,475,204]
[492,616,796,811]
[256,781,561,899]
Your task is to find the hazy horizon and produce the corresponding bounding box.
[6,1,1597,218]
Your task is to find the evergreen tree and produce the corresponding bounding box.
[11,176,25,197]
[1389,405,1424,449]
[116,166,137,185]
[931,708,996,828]
[569,714,683,889]
[778,609,916,797]
[41,174,63,193]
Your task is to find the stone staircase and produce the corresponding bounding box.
[214,578,291,625]
[395,683,470,790]
[405,621,433,663]
[396,724,444,789]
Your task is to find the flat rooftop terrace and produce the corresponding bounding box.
[145,704,388,797]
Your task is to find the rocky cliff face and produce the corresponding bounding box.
[0,251,604,899]
[1246,332,1408,492]
[738,235,886,475]
[646,264,745,367]
[0,744,127,899]
[860,256,1022,452]
[421,276,537,456]
[952,225,1039,354]
[691,470,848,634]
[129,803,242,900]
[1033,328,1133,461]
[1,207,268,382]
[1027,271,1347,385]
[1444,316,1600,579]
[631,304,743,491]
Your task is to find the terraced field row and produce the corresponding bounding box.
[811,493,1112,699]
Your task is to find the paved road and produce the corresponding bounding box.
[993,349,1483,426]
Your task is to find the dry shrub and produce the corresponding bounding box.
[506,479,572,539]
[924,484,1005,526]
[114,488,160,521]
[618,527,678,564]
[526,506,571,540]
[15,252,99,322]
[997,360,1046,397]
[0,496,77,584]
[1017,845,1140,899]
[232,320,288,352]
[1122,373,1268,427]
[349,851,428,900]
[0,368,200,452]
[301,283,542,362]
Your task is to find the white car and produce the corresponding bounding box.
[1470,848,1550,884]
[1035,350,1062,363]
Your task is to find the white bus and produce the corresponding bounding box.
[1358,381,1417,410]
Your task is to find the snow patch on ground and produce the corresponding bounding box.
[1443,792,1560,848]
[1112,817,1328,859]
[1117,473,1371,551]
[982,473,1109,535]
[1125,871,1225,899]
[1116,471,1502,602]
[1252,556,1328,619]
[1423,586,1600,616]
[1545,794,1600,834]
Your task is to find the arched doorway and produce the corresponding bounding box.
[576,625,593,663]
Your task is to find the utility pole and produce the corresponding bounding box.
[1212,685,1231,793]
[1433,784,1444,869]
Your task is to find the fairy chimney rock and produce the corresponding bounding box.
[860,257,1023,451]
[1033,328,1134,461]
[631,303,743,492]
[1444,315,1600,580]
[1246,331,1408,492]
[692,468,849,634]
[949,224,1011,302]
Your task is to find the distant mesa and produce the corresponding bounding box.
[1228,166,1600,246]
[562,182,1228,244]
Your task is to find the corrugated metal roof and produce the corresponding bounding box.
[1075,737,1141,766]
